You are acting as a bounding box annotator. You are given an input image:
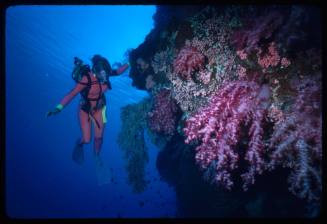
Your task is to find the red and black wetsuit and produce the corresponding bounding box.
[59,73,110,127]
[58,65,127,127]
[56,63,129,152]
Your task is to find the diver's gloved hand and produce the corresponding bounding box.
[46,104,63,118]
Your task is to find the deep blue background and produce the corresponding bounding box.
[6,5,176,218]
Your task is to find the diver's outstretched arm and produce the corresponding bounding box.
[59,75,88,106]
[110,63,130,76]
[46,75,88,118]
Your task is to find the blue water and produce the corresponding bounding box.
[6,5,177,218]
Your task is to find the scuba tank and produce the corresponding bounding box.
[72,57,90,82]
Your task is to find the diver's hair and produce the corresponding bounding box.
[91,54,112,75]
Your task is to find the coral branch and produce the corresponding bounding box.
[148,89,179,136]
[173,46,205,80]
[269,77,322,201]
[231,11,284,52]
[184,80,271,190]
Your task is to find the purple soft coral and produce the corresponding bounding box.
[268,77,322,201]
[184,80,271,190]
[231,11,284,53]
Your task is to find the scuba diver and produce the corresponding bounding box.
[46,55,129,167]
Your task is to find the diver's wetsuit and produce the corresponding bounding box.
[78,74,107,128]
[58,63,128,154]
[59,74,108,121]
[58,72,108,154]
[59,68,122,116]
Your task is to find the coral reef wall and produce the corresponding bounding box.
[121,5,322,217]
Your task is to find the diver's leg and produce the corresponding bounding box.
[93,108,111,185]
[72,108,91,165]
[93,109,105,156]
[79,108,91,144]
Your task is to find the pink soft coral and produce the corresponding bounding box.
[148,89,179,136]
[237,41,291,75]
[257,42,281,70]
[268,77,322,201]
[184,80,271,190]
[173,46,205,80]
